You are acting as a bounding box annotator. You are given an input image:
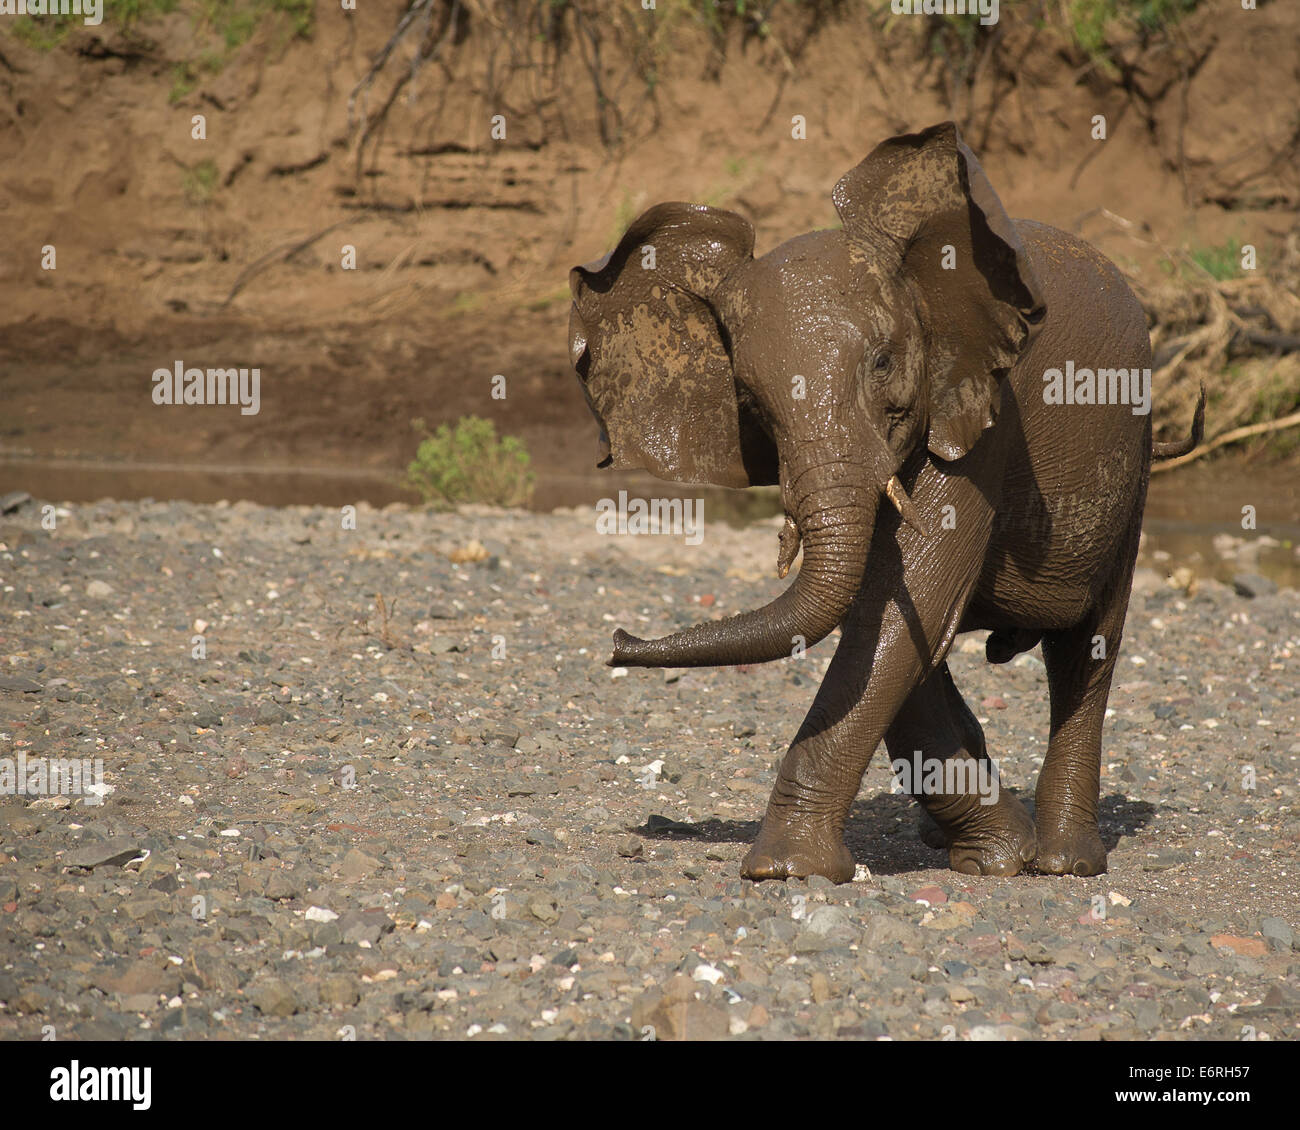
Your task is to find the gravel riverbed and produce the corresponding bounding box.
[0,496,1297,1041]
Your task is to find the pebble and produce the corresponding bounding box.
[1260,918,1294,952]
[250,979,299,1018]
[63,837,142,870]
[1232,573,1278,598]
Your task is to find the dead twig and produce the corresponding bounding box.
[368,593,406,650]
[348,0,438,129]
[350,0,461,177]
[220,221,349,308]
[1069,101,1128,191]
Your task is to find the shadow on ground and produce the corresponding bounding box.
[629,789,1157,878]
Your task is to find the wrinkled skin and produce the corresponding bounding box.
[568,122,1203,882]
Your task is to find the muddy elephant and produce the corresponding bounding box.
[568,122,1202,882]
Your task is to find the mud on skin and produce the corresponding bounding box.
[572,123,1206,884]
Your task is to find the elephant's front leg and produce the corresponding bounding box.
[742,487,992,882]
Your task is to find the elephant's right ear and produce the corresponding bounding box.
[569,202,774,488]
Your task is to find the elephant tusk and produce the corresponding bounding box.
[776,514,801,579]
[885,475,928,536]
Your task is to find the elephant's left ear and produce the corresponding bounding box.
[833,122,1046,462]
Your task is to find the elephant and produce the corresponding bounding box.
[567,122,1203,883]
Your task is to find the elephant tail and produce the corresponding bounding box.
[1152,384,1206,460]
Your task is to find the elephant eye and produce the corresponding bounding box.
[872,351,892,374]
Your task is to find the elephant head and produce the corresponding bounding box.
[569,122,1046,668]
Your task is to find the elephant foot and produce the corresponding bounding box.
[916,807,948,850]
[933,794,1037,877]
[741,821,855,884]
[1032,821,1107,876]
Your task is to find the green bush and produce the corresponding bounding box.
[406,416,535,508]
[1066,0,1202,63]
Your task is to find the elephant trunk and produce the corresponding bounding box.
[609,450,880,668]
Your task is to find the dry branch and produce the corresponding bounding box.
[221,221,349,308]
[1090,214,1300,461]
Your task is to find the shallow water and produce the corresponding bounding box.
[1142,460,1300,588]
[2,452,1296,586]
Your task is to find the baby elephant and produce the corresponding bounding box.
[568,122,1201,882]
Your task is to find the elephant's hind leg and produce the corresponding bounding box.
[1033,521,1141,875]
[912,663,985,849]
[886,663,1037,876]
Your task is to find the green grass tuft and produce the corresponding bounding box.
[406,416,536,509]
[182,158,219,204]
